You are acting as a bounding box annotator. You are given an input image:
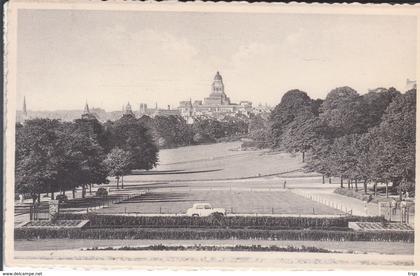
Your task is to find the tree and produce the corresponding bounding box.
[58,126,109,198]
[192,117,224,142]
[247,113,272,148]
[153,115,193,148]
[319,86,368,137]
[368,89,416,196]
[109,114,159,170]
[270,89,313,148]
[103,148,132,189]
[15,119,62,203]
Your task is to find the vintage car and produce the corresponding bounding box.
[186,203,226,217]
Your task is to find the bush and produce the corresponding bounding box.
[96,188,108,198]
[14,227,414,242]
[55,194,68,203]
[58,213,385,230]
[334,188,372,202]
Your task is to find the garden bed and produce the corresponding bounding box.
[16,220,89,229]
[349,222,413,232]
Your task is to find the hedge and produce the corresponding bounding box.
[14,227,413,242]
[58,213,385,230]
[86,244,337,253]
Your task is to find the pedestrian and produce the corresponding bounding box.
[283,180,286,189]
[405,191,409,199]
[364,201,368,215]
[19,194,23,204]
[391,199,397,215]
[400,200,407,223]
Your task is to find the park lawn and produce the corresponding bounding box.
[127,142,304,182]
[95,190,341,215]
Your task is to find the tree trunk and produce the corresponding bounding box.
[122,175,124,189]
[37,193,41,203]
[72,188,76,199]
[399,185,402,201]
[116,176,120,189]
[374,182,377,196]
[89,184,92,194]
[355,179,358,192]
[385,181,389,198]
[347,179,350,189]
[322,175,325,184]
[363,179,367,194]
[51,191,55,200]
[82,185,86,199]
[329,177,331,184]
[302,151,305,163]
[340,177,343,188]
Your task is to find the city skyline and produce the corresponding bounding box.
[17,10,416,111]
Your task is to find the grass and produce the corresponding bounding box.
[95,190,342,215]
[128,141,305,182]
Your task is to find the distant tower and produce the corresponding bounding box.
[204,71,231,105]
[212,71,225,95]
[81,102,96,120]
[139,103,148,114]
[124,102,134,116]
[23,96,27,117]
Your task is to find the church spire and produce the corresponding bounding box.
[23,96,27,116]
[83,101,90,115]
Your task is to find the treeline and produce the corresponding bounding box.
[15,113,158,203]
[141,114,249,148]
[15,112,250,202]
[264,86,416,196]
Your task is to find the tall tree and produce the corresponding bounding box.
[110,114,159,170]
[319,86,368,137]
[270,89,314,148]
[15,119,62,203]
[368,89,416,194]
[103,148,132,189]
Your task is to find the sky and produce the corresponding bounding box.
[17,9,417,111]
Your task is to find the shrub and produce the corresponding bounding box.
[58,213,385,230]
[14,227,414,242]
[96,188,108,198]
[55,194,68,203]
[334,188,372,202]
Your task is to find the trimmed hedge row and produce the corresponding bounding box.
[15,227,413,242]
[86,244,336,253]
[58,213,385,229]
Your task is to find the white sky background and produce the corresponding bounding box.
[17,10,417,111]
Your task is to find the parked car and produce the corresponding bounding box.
[55,194,68,203]
[186,203,226,217]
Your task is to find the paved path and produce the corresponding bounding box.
[291,189,378,216]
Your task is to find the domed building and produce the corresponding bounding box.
[178,71,253,122]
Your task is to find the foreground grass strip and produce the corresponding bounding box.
[83,244,339,253]
[15,228,414,242]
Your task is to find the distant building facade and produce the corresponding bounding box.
[178,72,253,122]
[139,103,180,118]
[405,79,417,91]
